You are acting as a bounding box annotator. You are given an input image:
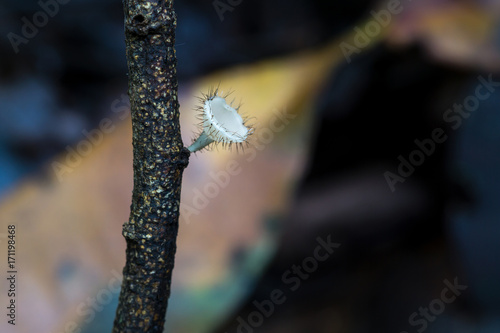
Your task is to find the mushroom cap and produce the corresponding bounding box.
[203,96,249,143]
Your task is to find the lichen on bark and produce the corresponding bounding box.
[112,0,189,332]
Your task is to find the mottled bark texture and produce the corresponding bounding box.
[113,0,189,332]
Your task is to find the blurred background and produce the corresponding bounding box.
[1,0,500,332]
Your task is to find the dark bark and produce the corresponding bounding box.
[113,0,189,332]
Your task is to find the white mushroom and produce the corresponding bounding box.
[188,88,253,152]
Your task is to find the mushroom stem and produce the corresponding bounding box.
[188,132,215,152]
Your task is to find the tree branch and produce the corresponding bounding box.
[113,0,189,332]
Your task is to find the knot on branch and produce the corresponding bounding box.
[125,6,176,37]
[172,147,190,170]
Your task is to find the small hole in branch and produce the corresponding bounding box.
[133,15,145,24]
